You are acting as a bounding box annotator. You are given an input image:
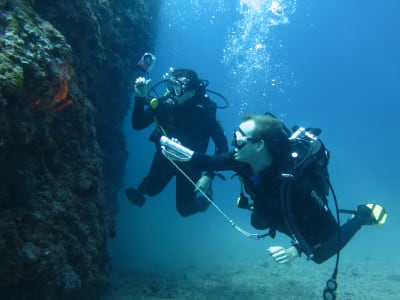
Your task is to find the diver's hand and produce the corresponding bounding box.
[160,136,194,162]
[195,175,213,195]
[134,77,151,97]
[267,245,299,264]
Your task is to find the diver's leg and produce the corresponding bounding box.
[311,204,386,264]
[125,151,173,206]
[175,170,210,217]
[311,217,362,264]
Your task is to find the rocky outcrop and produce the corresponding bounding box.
[0,0,159,298]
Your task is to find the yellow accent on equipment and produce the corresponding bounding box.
[366,203,387,227]
[150,98,158,109]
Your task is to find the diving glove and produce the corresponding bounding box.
[268,245,299,264]
[160,136,194,162]
[134,77,151,97]
[195,175,213,195]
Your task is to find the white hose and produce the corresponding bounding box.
[162,147,269,240]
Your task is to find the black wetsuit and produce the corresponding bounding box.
[131,93,228,217]
[189,151,364,263]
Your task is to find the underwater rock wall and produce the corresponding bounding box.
[0,0,159,298]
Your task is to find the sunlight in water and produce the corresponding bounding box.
[240,0,263,11]
[223,0,297,112]
[162,0,228,27]
[158,0,297,113]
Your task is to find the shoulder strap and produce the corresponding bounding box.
[279,178,314,259]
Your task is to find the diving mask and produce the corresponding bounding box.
[232,128,260,150]
[163,69,190,96]
[166,76,190,96]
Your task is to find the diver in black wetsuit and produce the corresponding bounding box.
[160,114,387,263]
[125,68,228,217]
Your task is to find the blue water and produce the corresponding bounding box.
[110,0,400,292]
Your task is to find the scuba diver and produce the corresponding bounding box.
[161,114,387,264]
[125,68,228,217]
[160,113,387,298]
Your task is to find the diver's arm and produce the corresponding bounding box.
[205,118,229,178]
[160,136,243,171]
[210,118,229,154]
[190,151,240,172]
[131,96,155,130]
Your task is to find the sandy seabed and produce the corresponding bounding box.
[102,255,400,300]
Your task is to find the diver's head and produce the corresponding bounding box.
[233,114,290,172]
[164,68,200,104]
[242,114,290,161]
